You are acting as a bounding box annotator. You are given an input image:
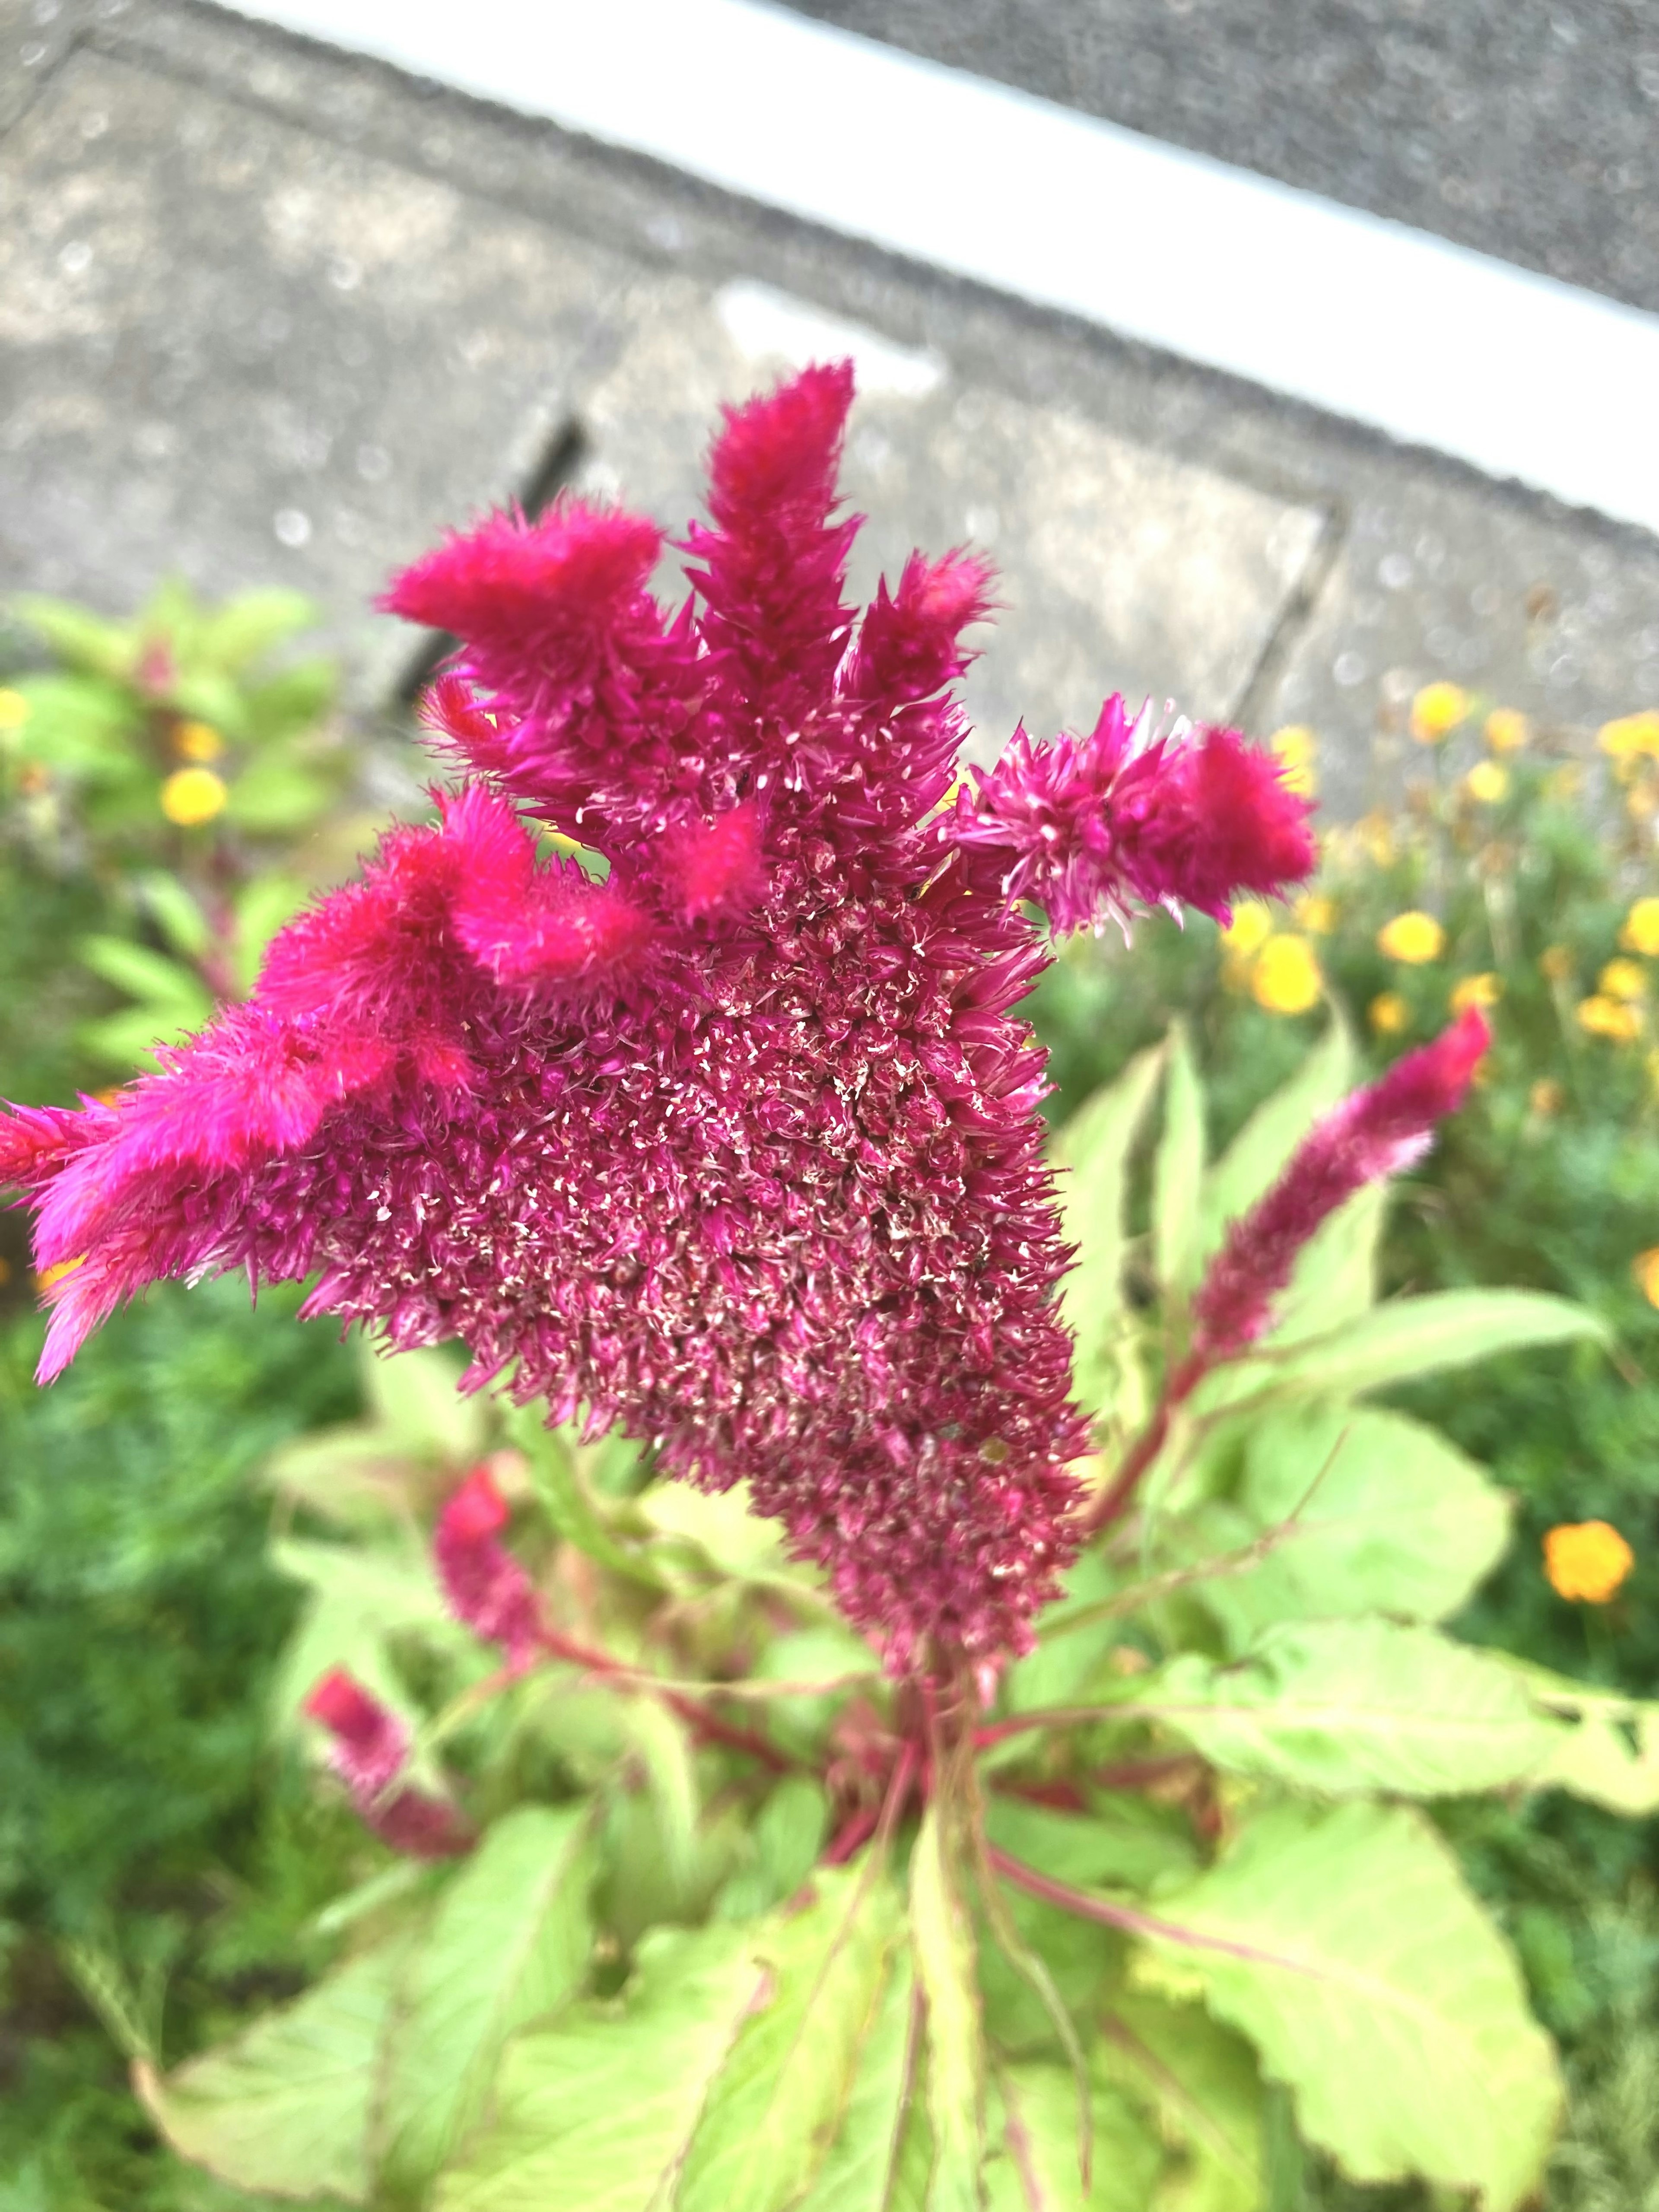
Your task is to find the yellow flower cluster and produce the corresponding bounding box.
[1410,683,1468,744]
[1634,1246,1659,1307]
[1450,973,1501,1014]
[1543,1521,1634,1605]
[0,688,29,732]
[1484,709,1529,754]
[1377,911,1444,964]
[1620,899,1659,958]
[160,767,228,826]
[1599,711,1659,763]
[1464,761,1509,805]
[1268,725,1317,797]
[174,718,224,763]
[1577,995,1642,1042]
[1220,904,1322,1014]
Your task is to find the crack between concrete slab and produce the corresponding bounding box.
[1231,496,1348,738]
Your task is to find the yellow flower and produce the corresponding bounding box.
[1268,725,1317,797]
[1450,973,1502,1014]
[1633,1247,1659,1307]
[1369,991,1409,1036]
[1529,1078,1563,1117]
[1410,682,1469,743]
[173,718,224,763]
[1544,1521,1634,1605]
[1484,709,1529,754]
[1539,944,1574,983]
[1598,710,1659,761]
[1221,901,1274,958]
[1576,994,1642,1042]
[1251,934,1322,1015]
[1377,910,1445,964]
[0,688,29,731]
[160,766,228,826]
[35,1255,85,1293]
[1294,893,1336,935]
[1545,763,1584,803]
[1619,898,1659,957]
[1599,958,1646,1003]
[1464,760,1509,804]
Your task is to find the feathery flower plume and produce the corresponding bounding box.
[1191,1007,1490,1360]
[434,1465,543,1671]
[0,365,1313,1669]
[1082,1009,1488,1538]
[303,1669,472,1858]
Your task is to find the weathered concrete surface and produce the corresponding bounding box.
[577,278,1325,751]
[0,44,642,698]
[1,0,1657,823]
[785,0,1659,319]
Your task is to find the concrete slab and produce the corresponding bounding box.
[4,0,1657,823]
[576,276,1328,750]
[0,44,640,698]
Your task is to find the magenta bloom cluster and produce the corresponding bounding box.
[0,365,1314,1668]
[1191,1006,1490,1360]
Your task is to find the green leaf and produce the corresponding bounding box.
[375,1804,595,2196]
[233,872,308,995]
[272,1533,468,1735]
[1137,1619,1564,1796]
[77,934,212,1018]
[510,1407,664,1587]
[359,1341,489,1466]
[225,753,335,833]
[244,657,337,743]
[169,668,251,744]
[1152,1023,1205,1305]
[1052,1044,1166,1410]
[985,2063,1160,2212]
[621,1697,700,1893]
[1198,1016,1352,1258]
[200,588,320,672]
[1262,1182,1384,1348]
[8,673,141,773]
[79,1007,202,1070]
[132,870,212,960]
[11,594,135,680]
[1100,1995,1262,2212]
[1141,1801,1561,2209]
[983,1799,1196,1898]
[714,1773,831,1921]
[434,1923,765,2212]
[1195,1404,1512,1644]
[136,1939,405,2203]
[1237,1288,1606,1404]
[679,1866,906,2212]
[909,1802,986,2212]
[1500,1663,1659,1815]
[638,1476,817,1595]
[796,1955,930,2212]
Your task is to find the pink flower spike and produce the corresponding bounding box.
[303,1668,472,1858]
[434,1467,543,1670]
[953,701,1316,933]
[1191,1009,1490,1360]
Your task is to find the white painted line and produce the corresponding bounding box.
[225,0,1659,537]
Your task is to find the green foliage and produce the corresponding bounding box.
[48,1014,1649,2212]
[0,582,345,1084]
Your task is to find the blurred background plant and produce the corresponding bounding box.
[2,637,1657,2208]
[1031,682,1659,2209]
[0,582,351,1080]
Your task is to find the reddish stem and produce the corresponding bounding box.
[822,1803,882,1866]
[1074,1350,1205,1540]
[536,1625,795,1772]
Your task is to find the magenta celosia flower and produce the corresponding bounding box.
[0,364,1313,1669]
[435,1465,544,1670]
[304,1669,472,1857]
[1191,1007,1491,1359]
